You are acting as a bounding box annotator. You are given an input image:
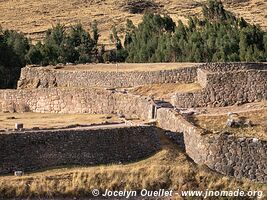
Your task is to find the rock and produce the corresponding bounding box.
[15,123,23,130]
[225,166,235,176]
[252,138,259,143]
[234,101,243,106]
[6,116,16,120]
[227,112,239,117]
[226,119,237,127]
[14,171,24,176]
[244,119,253,127]
[117,113,125,118]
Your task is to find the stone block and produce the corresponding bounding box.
[15,123,23,130]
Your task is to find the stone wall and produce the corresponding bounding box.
[0,88,155,120]
[157,108,267,183]
[199,62,266,72]
[0,126,161,174]
[17,65,198,89]
[172,63,267,108]
[1,62,266,182]
[16,63,267,109]
[205,134,267,183]
[157,108,208,164]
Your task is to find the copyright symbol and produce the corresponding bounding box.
[92,189,100,196]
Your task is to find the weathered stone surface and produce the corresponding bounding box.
[1,62,266,184]
[17,65,198,89]
[0,126,161,174]
[157,108,267,183]
[0,88,155,120]
[172,63,267,108]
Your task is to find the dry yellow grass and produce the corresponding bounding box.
[0,113,121,130]
[129,83,202,100]
[194,109,267,140]
[0,132,266,199]
[0,0,266,44]
[55,62,197,72]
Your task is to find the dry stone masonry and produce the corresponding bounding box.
[172,63,267,108]
[0,62,266,183]
[0,88,155,120]
[0,126,161,174]
[17,65,198,89]
[157,108,267,183]
[17,63,267,108]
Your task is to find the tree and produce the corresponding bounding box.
[25,23,100,66]
[110,26,123,50]
[124,13,176,62]
[91,20,100,62]
[0,29,30,88]
[67,24,95,63]
[122,0,267,63]
[41,23,66,64]
[92,20,100,45]
[124,19,136,49]
[109,26,127,62]
[26,42,43,65]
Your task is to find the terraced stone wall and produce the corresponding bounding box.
[17,65,198,89]
[0,88,155,120]
[172,63,267,108]
[0,126,161,174]
[157,108,267,183]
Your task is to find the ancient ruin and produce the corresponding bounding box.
[0,62,266,183]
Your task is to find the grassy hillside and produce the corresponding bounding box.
[0,132,266,198]
[0,0,266,45]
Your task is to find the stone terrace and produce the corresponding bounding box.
[172,63,267,108]
[17,63,198,89]
[0,62,266,183]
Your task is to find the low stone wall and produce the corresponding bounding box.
[172,63,267,108]
[17,65,198,89]
[0,126,161,174]
[0,88,155,120]
[199,62,266,72]
[157,108,267,183]
[157,108,208,164]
